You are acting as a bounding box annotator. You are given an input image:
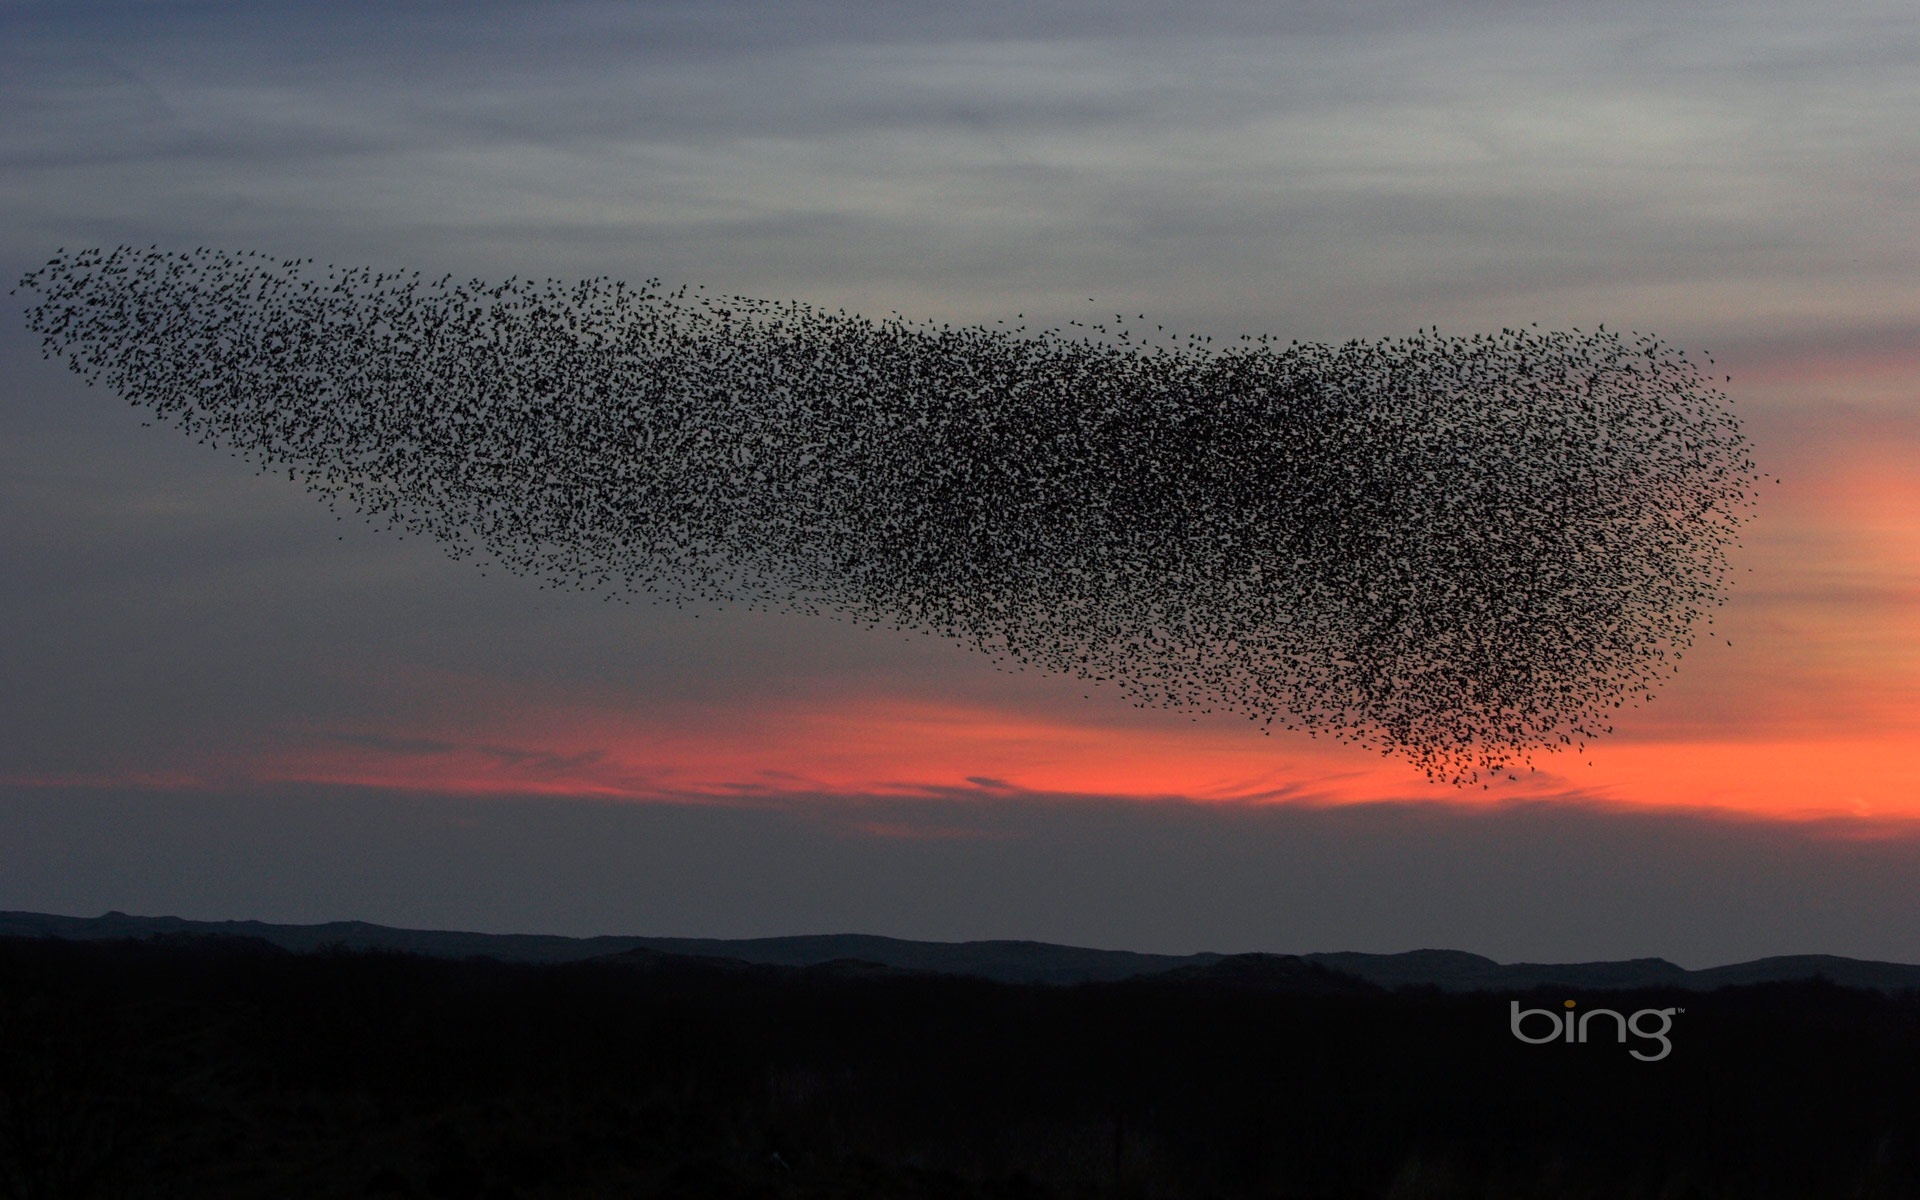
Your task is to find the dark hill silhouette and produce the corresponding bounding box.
[5,909,1919,991]
[1129,952,1382,995]
[1691,953,1920,990]
[1308,948,1696,991]
[0,910,1211,982]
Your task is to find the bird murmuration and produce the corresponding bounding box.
[16,246,1761,785]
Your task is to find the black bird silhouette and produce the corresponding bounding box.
[14,246,1759,784]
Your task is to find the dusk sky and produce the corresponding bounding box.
[3,0,1916,967]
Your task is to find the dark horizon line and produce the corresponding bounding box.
[5,908,1916,992]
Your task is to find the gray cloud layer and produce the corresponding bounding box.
[6,0,1915,338]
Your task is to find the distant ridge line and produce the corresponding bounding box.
[4,910,1918,992]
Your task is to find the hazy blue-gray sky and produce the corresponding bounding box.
[4,0,1917,965]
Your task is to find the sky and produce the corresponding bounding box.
[2,0,1916,967]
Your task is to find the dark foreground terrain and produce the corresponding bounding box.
[16,910,1920,992]
[2,935,1916,1199]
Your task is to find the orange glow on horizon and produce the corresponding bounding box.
[15,684,1901,832]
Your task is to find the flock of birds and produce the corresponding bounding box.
[17,245,1759,784]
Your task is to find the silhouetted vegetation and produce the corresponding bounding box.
[2,935,1916,1198]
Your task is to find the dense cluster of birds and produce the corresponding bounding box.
[17,245,1759,784]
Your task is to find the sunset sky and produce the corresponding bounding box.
[3,0,1916,966]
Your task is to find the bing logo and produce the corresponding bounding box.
[1510,998,1681,1062]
